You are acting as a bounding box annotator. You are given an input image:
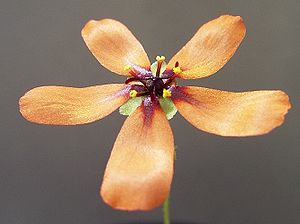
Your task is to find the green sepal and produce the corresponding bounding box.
[119,96,143,116]
[150,61,167,75]
[159,97,177,120]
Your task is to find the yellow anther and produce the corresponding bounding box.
[123,65,132,72]
[173,66,182,74]
[155,55,166,62]
[163,89,172,98]
[129,90,138,98]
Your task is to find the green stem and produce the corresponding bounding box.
[163,196,170,224]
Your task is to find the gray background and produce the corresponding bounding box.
[1,0,299,223]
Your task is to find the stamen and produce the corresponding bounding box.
[163,89,172,98]
[125,77,140,84]
[164,76,176,87]
[155,55,166,77]
[129,90,138,98]
[123,64,137,76]
[173,66,182,74]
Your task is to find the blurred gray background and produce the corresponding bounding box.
[1,0,299,223]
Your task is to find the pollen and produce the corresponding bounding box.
[129,90,138,98]
[173,66,182,74]
[123,65,132,72]
[156,55,166,62]
[163,89,172,98]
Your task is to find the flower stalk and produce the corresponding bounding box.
[163,196,170,224]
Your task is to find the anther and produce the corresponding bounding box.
[129,90,138,98]
[173,66,182,74]
[163,89,172,98]
[123,65,132,72]
[156,55,166,62]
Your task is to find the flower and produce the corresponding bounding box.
[19,15,291,211]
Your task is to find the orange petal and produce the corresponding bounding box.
[167,15,246,79]
[101,98,174,211]
[19,84,130,125]
[171,86,291,136]
[82,19,150,76]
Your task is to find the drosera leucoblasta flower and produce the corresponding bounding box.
[19,15,291,211]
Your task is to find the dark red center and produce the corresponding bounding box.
[125,62,178,98]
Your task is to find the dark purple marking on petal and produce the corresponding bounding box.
[131,84,148,93]
[170,86,198,105]
[131,64,152,78]
[111,84,131,99]
[142,96,160,126]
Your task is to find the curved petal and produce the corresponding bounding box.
[101,97,174,211]
[167,15,246,79]
[82,19,150,76]
[171,86,291,136]
[19,84,130,125]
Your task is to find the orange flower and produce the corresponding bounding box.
[19,15,291,211]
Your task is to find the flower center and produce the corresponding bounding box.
[124,56,181,99]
